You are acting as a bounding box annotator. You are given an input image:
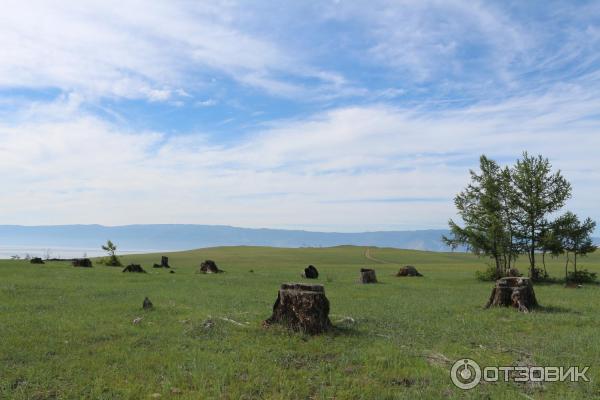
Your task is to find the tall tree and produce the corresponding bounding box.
[444,156,515,278]
[551,212,597,280]
[510,152,571,279]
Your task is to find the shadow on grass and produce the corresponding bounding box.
[535,305,581,314]
[329,324,363,337]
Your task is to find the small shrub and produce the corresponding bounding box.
[475,266,501,281]
[97,256,121,266]
[530,267,549,282]
[567,269,597,284]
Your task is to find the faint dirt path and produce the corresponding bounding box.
[364,247,390,264]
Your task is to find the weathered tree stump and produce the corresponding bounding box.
[199,260,222,274]
[302,265,319,279]
[30,257,45,264]
[485,277,538,312]
[264,283,332,334]
[153,256,170,268]
[143,297,153,310]
[360,268,378,283]
[72,258,92,267]
[122,264,147,273]
[396,265,423,277]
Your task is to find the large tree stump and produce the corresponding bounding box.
[302,265,319,279]
[72,258,92,268]
[153,256,170,268]
[264,283,332,334]
[122,264,147,273]
[485,277,538,312]
[396,265,423,277]
[199,260,222,274]
[360,268,377,283]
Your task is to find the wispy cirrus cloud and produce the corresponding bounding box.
[0,0,349,102]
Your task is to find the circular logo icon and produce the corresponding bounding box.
[450,358,481,390]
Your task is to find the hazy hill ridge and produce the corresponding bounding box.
[0,225,456,252]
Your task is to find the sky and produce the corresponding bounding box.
[0,0,599,232]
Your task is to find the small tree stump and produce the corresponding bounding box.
[30,257,45,264]
[153,256,170,268]
[143,297,153,310]
[507,268,521,277]
[199,260,222,274]
[360,268,377,283]
[396,265,423,277]
[302,265,319,279]
[122,264,147,273]
[485,277,538,312]
[264,283,332,334]
[72,258,92,268]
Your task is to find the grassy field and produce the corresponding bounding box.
[1,246,599,399]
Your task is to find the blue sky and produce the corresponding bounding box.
[0,1,599,231]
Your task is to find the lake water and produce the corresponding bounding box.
[0,246,162,259]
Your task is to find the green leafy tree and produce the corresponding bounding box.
[551,212,597,280]
[510,152,571,279]
[443,156,516,278]
[101,240,121,266]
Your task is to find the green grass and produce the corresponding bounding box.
[1,246,600,399]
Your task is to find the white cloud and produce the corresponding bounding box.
[0,0,344,101]
[0,81,598,230]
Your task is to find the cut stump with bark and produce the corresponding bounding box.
[123,264,147,273]
[199,259,223,274]
[72,258,92,268]
[485,277,538,312]
[302,265,319,279]
[396,265,423,277]
[360,268,378,284]
[143,297,153,310]
[264,283,332,334]
[153,256,170,268]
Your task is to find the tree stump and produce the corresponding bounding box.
[143,297,153,310]
[360,268,377,283]
[485,277,538,312]
[264,283,332,334]
[153,256,170,268]
[122,264,147,273]
[72,258,92,268]
[396,265,423,277]
[302,265,319,279]
[199,260,222,274]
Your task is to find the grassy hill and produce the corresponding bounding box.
[1,246,599,399]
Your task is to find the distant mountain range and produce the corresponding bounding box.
[0,224,457,253]
[1,225,597,258]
